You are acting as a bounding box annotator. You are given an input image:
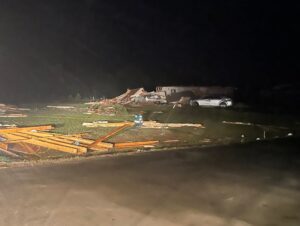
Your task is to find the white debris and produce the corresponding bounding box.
[47,105,75,109]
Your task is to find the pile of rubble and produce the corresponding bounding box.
[88,88,167,106]
[85,87,167,114]
[86,104,127,116]
[0,103,29,118]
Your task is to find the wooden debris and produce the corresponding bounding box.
[0,123,17,128]
[47,105,75,109]
[142,121,205,129]
[88,124,132,148]
[82,120,204,129]
[164,140,179,143]
[82,121,134,128]
[0,103,29,117]
[114,141,158,149]
[222,121,288,129]
[0,114,27,118]
[0,123,159,158]
[0,125,53,134]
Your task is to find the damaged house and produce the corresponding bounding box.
[111,88,166,104]
[156,86,236,102]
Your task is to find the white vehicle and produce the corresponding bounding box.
[190,96,233,107]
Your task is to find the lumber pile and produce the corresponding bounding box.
[0,124,159,158]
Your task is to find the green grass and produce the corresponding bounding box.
[1,104,132,135]
[1,103,298,153]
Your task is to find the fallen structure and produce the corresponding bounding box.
[0,125,158,158]
[87,88,167,108]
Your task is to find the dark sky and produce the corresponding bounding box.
[0,0,298,102]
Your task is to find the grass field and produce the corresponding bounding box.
[0,102,298,162]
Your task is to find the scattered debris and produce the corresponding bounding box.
[87,104,127,116]
[177,96,191,105]
[0,114,27,118]
[201,138,211,143]
[142,121,205,129]
[222,121,254,126]
[84,101,99,105]
[113,88,147,104]
[82,120,204,129]
[0,103,29,117]
[222,121,288,129]
[82,121,133,128]
[164,140,179,143]
[0,124,17,128]
[87,87,167,107]
[47,105,75,109]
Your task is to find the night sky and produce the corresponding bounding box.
[0,1,298,102]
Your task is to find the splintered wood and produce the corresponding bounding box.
[0,124,159,157]
[142,121,205,129]
[82,121,204,129]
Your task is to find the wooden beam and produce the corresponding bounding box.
[0,142,8,151]
[0,125,53,134]
[114,141,158,149]
[0,133,29,141]
[88,124,132,148]
[38,138,87,154]
[9,132,86,154]
[17,143,36,153]
[19,131,54,138]
[0,142,20,157]
[0,148,20,157]
[83,122,134,128]
[55,136,95,145]
[93,142,113,149]
[21,139,83,154]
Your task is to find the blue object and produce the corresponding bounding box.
[134,114,143,127]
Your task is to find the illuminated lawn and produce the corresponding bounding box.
[0,102,298,162]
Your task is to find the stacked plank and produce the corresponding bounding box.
[0,126,90,156]
[0,125,158,158]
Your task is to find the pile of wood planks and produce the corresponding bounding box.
[0,125,158,158]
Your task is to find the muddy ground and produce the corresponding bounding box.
[0,138,299,226]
